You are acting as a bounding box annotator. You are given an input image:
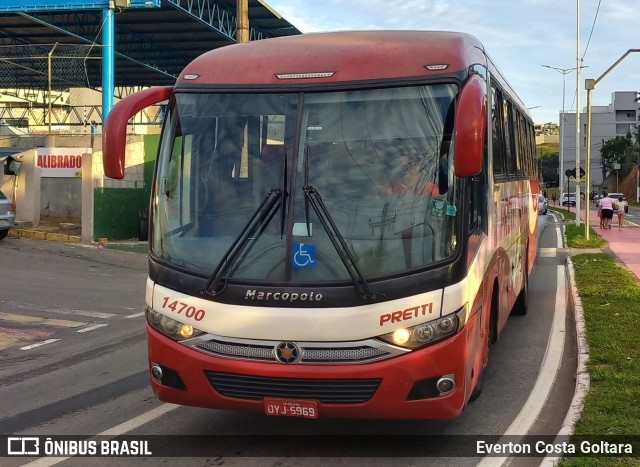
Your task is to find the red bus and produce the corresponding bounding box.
[103,31,538,419]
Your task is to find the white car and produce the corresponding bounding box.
[561,193,576,207]
[0,189,15,240]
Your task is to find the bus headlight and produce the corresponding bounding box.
[378,309,463,349]
[146,307,204,341]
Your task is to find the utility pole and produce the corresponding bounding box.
[237,0,249,43]
[47,43,58,137]
[542,65,582,203]
[574,0,581,226]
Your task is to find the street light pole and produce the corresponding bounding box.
[542,65,580,203]
[585,48,640,239]
[585,81,593,240]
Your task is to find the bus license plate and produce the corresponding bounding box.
[264,398,318,419]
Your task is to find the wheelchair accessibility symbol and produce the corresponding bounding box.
[292,242,316,268]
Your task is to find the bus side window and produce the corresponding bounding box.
[503,99,515,176]
[469,174,487,235]
[491,86,506,178]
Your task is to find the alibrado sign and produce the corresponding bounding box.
[36,147,88,178]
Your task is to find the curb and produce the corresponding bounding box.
[8,228,81,244]
[540,213,591,466]
[540,258,590,467]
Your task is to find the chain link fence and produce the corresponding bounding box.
[0,43,100,90]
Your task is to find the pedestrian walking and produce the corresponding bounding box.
[551,193,557,206]
[615,196,628,230]
[598,206,604,229]
[598,191,614,230]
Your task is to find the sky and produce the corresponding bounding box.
[266,0,640,126]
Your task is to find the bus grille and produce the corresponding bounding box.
[192,338,396,364]
[204,371,381,403]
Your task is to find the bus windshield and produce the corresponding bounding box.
[152,84,460,284]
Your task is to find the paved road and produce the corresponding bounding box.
[0,219,574,466]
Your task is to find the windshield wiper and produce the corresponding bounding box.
[302,146,375,300]
[302,185,377,301]
[200,189,283,297]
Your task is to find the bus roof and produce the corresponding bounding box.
[177,30,487,86]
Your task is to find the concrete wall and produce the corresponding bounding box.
[41,177,81,220]
[2,132,159,240]
[6,148,85,225]
[535,134,559,145]
[2,135,95,223]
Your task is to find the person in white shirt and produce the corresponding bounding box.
[598,192,614,230]
[615,196,628,230]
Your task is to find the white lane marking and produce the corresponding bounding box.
[503,265,566,435]
[19,339,60,350]
[478,220,567,467]
[98,403,179,435]
[553,212,564,247]
[53,310,115,319]
[540,257,590,467]
[76,323,109,333]
[21,403,179,467]
[539,248,557,258]
[125,312,145,319]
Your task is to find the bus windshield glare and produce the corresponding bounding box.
[152,84,460,284]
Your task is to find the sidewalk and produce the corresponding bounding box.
[8,219,145,249]
[560,203,640,282]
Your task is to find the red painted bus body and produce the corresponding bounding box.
[103,31,538,419]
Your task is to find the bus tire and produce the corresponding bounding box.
[469,369,484,401]
[472,285,498,402]
[489,282,499,347]
[512,254,529,316]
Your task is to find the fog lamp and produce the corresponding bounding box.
[392,328,411,345]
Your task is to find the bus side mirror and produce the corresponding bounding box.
[453,75,486,178]
[103,86,173,179]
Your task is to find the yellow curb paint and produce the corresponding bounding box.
[45,233,67,242]
[7,229,82,244]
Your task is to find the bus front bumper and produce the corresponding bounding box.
[146,316,479,420]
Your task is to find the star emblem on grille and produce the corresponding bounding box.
[275,342,301,363]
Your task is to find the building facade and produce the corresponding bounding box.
[560,91,638,188]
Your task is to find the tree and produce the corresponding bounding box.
[599,133,633,180]
[539,151,560,187]
[632,124,640,164]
